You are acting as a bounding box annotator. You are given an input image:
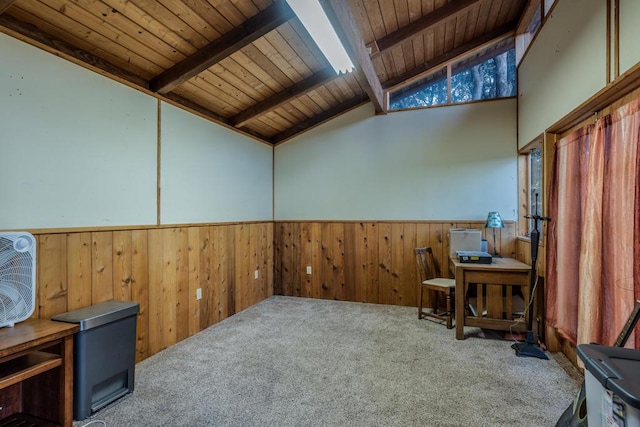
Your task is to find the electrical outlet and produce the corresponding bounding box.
[196,288,202,300]
[254,270,259,279]
[306,265,312,275]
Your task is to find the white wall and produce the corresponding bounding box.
[619,0,640,75]
[160,103,273,223]
[0,33,273,230]
[518,0,607,148]
[275,99,518,221]
[0,33,157,229]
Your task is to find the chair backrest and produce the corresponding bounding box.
[414,247,443,283]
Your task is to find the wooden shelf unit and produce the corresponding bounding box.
[0,319,78,427]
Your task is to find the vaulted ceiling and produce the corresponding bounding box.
[0,0,528,144]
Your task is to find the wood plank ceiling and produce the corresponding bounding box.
[0,0,526,144]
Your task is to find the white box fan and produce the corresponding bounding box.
[0,232,36,328]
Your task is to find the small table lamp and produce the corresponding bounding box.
[485,211,504,257]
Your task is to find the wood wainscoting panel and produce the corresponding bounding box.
[275,221,517,307]
[31,222,274,363]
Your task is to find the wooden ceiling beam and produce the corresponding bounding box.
[383,21,517,91]
[371,0,482,58]
[0,14,149,89]
[271,94,369,144]
[229,66,336,128]
[517,0,543,34]
[0,0,18,15]
[320,0,385,113]
[150,1,295,94]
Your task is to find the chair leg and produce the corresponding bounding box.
[418,286,423,319]
[445,293,453,329]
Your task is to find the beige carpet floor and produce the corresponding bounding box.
[75,296,580,427]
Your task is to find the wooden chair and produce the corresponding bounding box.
[415,247,456,329]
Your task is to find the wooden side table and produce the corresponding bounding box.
[0,319,79,426]
[451,257,531,340]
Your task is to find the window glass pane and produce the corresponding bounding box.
[451,49,516,103]
[388,68,448,110]
[544,0,555,16]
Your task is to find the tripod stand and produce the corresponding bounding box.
[512,193,549,360]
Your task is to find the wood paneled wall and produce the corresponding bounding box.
[275,221,517,307]
[32,222,274,362]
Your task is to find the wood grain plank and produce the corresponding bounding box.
[196,226,212,331]
[187,227,201,336]
[210,226,223,323]
[224,225,236,317]
[320,222,334,300]
[147,229,163,356]
[300,222,313,298]
[365,223,380,303]
[249,223,260,306]
[377,222,393,304]
[332,222,345,301]
[91,232,113,305]
[343,222,357,302]
[38,234,67,319]
[402,222,417,307]
[175,228,189,343]
[131,229,149,362]
[322,0,386,112]
[150,1,295,93]
[66,232,92,311]
[161,228,177,350]
[265,222,274,298]
[390,223,405,306]
[112,230,132,302]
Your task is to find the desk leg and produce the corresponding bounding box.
[61,334,74,427]
[455,268,465,340]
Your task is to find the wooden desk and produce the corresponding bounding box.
[0,319,79,426]
[451,257,531,340]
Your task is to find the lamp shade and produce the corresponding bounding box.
[485,212,504,229]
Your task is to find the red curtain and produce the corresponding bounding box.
[547,98,640,349]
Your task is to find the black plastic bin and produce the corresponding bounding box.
[52,300,139,421]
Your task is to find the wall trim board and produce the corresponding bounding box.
[547,60,640,134]
[2,220,274,236]
[274,219,515,225]
[515,0,560,70]
[384,95,518,115]
[157,99,162,226]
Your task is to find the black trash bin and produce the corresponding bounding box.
[52,300,139,421]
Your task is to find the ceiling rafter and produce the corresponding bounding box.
[383,21,518,91]
[150,1,295,94]
[0,0,17,15]
[272,94,369,144]
[0,14,149,89]
[370,0,483,58]
[229,66,336,128]
[163,93,273,143]
[517,0,543,34]
[320,0,386,114]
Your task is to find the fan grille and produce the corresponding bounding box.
[0,233,36,327]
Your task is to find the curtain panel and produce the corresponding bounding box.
[546,98,640,349]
